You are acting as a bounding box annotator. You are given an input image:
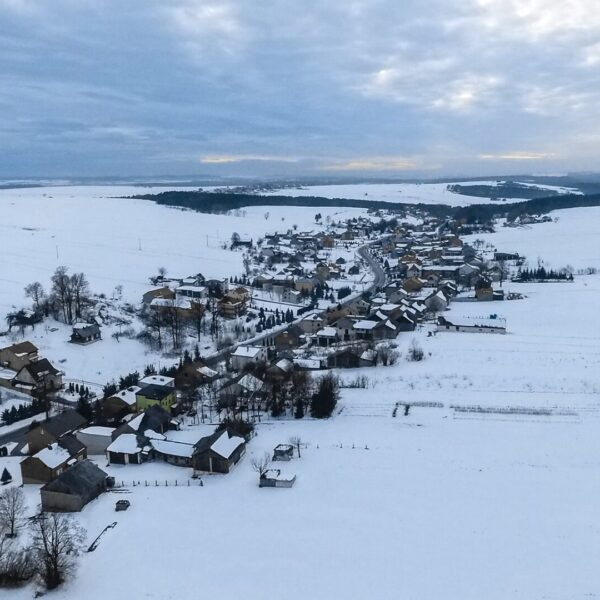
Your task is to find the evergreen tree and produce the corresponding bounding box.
[1,467,12,484]
[76,396,93,421]
[310,373,339,418]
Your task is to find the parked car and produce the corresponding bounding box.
[115,499,130,512]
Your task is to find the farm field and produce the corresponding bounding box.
[2,204,600,600]
[260,180,581,207]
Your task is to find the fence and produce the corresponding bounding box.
[112,479,204,488]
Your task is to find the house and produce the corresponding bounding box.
[315,263,330,281]
[282,288,302,304]
[458,263,481,287]
[196,366,220,383]
[142,286,175,305]
[27,410,88,454]
[218,293,247,319]
[21,437,86,484]
[272,444,294,461]
[316,326,338,347]
[265,359,294,384]
[299,312,325,334]
[139,375,175,388]
[176,285,207,300]
[41,460,108,512]
[231,346,267,371]
[437,315,506,334]
[151,439,195,467]
[254,274,274,289]
[359,349,377,368]
[117,405,176,438]
[192,429,246,474]
[102,386,141,422]
[75,426,116,455]
[335,316,358,342]
[424,290,448,313]
[70,323,101,344]
[0,341,39,371]
[14,358,63,394]
[295,277,318,294]
[106,433,148,465]
[327,348,361,369]
[403,277,425,293]
[259,469,296,488]
[135,385,177,412]
[218,373,264,403]
[272,326,304,351]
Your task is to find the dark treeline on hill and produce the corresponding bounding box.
[453,193,600,223]
[130,190,453,218]
[448,182,564,200]
[130,189,600,224]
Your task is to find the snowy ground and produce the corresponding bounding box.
[0,185,373,382]
[260,180,581,207]
[3,272,600,599]
[0,185,371,316]
[465,207,600,272]
[2,200,600,599]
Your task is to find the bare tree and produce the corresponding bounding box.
[51,266,72,323]
[70,272,90,320]
[188,301,206,339]
[24,282,45,311]
[250,452,270,477]
[0,487,25,538]
[289,435,303,458]
[30,513,86,590]
[407,339,424,362]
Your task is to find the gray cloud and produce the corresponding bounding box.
[1,0,599,177]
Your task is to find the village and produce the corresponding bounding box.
[0,208,525,513]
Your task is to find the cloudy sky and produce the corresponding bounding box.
[2,0,600,179]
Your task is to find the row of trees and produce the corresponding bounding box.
[1,397,46,426]
[0,487,85,590]
[513,266,574,282]
[22,266,92,325]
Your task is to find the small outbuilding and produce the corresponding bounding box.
[40,460,108,512]
[272,444,294,461]
[70,323,101,344]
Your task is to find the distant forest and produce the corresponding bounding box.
[130,189,600,224]
[448,182,565,200]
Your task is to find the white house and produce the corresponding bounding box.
[231,346,267,371]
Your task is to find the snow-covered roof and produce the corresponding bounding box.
[0,367,17,380]
[110,386,141,406]
[317,326,337,337]
[151,439,194,458]
[34,443,71,469]
[232,346,263,358]
[210,431,245,459]
[177,285,206,293]
[107,434,142,454]
[143,429,166,440]
[379,303,401,312]
[197,366,218,378]
[293,358,322,369]
[353,320,378,330]
[301,312,324,322]
[445,316,506,329]
[126,414,144,432]
[78,426,115,437]
[275,358,294,372]
[238,373,264,392]
[139,375,174,387]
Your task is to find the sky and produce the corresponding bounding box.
[1,0,600,179]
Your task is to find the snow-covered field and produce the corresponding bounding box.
[261,180,580,207]
[465,207,600,271]
[4,284,600,599]
[0,185,370,316]
[2,194,600,599]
